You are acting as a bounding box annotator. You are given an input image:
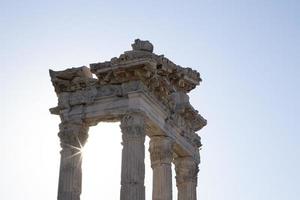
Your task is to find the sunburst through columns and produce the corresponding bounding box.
[57,119,89,200]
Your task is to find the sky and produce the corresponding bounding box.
[1,0,299,200]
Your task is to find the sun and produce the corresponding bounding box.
[64,136,85,161]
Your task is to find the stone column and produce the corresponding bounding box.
[120,113,146,200]
[174,156,199,200]
[149,136,174,200]
[57,119,89,200]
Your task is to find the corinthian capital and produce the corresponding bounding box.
[120,113,146,142]
[149,136,174,167]
[174,156,199,185]
[58,119,89,148]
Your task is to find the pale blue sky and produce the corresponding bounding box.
[1,0,299,200]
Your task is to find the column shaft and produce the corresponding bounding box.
[174,156,199,200]
[57,120,89,200]
[149,136,173,200]
[120,114,146,200]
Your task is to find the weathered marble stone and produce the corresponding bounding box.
[131,39,154,52]
[120,113,146,200]
[49,39,207,200]
[49,66,97,94]
[57,119,89,200]
[174,156,199,200]
[149,136,174,200]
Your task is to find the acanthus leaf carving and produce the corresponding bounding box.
[174,156,199,185]
[149,136,174,167]
[120,113,146,143]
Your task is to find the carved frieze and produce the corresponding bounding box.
[90,39,201,94]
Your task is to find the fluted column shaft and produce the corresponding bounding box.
[57,119,89,200]
[120,114,146,200]
[149,136,174,200]
[174,156,199,200]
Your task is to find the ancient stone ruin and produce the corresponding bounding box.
[49,39,207,200]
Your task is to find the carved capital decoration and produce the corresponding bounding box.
[174,157,199,185]
[149,136,174,167]
[58,119,89,149]
[120,113,146,142]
